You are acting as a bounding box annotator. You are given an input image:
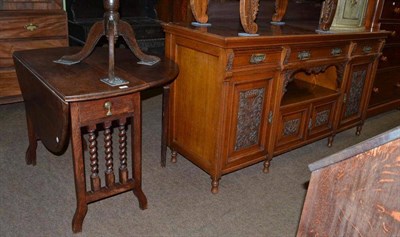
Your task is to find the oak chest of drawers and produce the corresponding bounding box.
[0,0,68,104]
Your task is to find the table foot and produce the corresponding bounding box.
[25,143,37,166]
[72,204,88,233]
[133,188,148,210]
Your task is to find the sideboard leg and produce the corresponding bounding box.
[25,114,37,165]
[171,150,178,163]
[211,178,220,194]
[263,159,271,173]
[356,125,362,136]
[327,135,335,147]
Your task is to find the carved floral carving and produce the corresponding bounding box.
[272,0,289,22]
[315,110,330,127]
[318,0,338,31]
[234,88,265,151]
[344,69,367,118]
[190,0,209,23]
[283,119,300,136]
[239,0,260,34]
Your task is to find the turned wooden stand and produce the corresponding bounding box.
[13,47,178,233]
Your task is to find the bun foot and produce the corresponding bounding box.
[171,150,178,163]
[211,179,219,194]
[263,160,270,173]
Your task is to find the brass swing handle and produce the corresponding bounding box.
[24,23,38,31]
[104,101,112,116]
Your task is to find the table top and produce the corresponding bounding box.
[13,47,179,102]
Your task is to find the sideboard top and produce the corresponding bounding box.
[163,21,390,48]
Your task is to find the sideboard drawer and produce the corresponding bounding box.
[0,11,67,39]
[77,94,136,125]
[232,48,282,69]
[0,39,67,68]
[352,40,381,56]
[286,44,348,64]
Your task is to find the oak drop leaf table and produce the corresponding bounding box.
[13,47,179,233]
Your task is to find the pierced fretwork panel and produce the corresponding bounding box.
[315,110,330,127]
[283,118,301,136]
[344,69,367,118]
[234,88,265,151]
[83,118,132,192]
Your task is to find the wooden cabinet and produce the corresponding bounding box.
[0,0,68,104]
[164,20,387,192]
[367,0,400,116]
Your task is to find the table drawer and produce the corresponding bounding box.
[0,11,66,39]
[351,40,381,56]
[286,44,348,64]
[0,39,67,68]
[232,48,282,69]
[77,94,137,126]
[381,0,400,20]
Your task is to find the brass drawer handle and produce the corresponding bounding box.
[250,53,266,64]
[380,55,388,62]
[372,87,379,93]
[25,23,38,31]
[394,7,400,14]
[391,30,396,37]
[298,51,311,60]
[104,101,112,116]
[363,46,372,54]
[331,47,342,56]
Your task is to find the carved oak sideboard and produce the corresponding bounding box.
[163,1,389,193]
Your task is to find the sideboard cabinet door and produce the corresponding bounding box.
[339,58,375,131]
[222,73,275,172]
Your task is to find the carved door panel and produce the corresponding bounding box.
[223,74,274,171]
[339,60,373,128]
[308,96,337,140]
[274,104,309,155]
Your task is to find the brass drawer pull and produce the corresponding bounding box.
[394,7,400,14]
[363,46,372,54]
[25,23,38,31]
[373,87,379,93]
[391,30,396,37]
[104,101,112,116]
[380,55,388,62]
[331,47,342,56]
[298,51,311,60]
[250,53,266,64]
